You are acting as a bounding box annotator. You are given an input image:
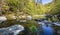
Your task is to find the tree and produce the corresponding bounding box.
[46,0,60,15]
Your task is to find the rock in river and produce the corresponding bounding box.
[0,25,24,35]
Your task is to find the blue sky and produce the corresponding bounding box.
[42,0,53,4]
[35,0,53,4]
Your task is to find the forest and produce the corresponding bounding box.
[0,0,60,35]
[0,0,60,21]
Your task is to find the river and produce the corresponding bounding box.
[37,20,55,35]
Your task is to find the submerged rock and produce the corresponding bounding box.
[0,25,24,35]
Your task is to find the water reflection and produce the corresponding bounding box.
[42,23,54,35]
[37,20,55,35]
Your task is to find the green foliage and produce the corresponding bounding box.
[0,0,60,21]
[46,0,60,15]
[30,25,37,33]
[1,0,48,17]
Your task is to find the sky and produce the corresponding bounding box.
[35,0,53,5]
[42,0,53,4]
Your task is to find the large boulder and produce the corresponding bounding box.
[27,16,32,20]
[0,16,7,23]
[8,25,24,35]
[0,25,24,35]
